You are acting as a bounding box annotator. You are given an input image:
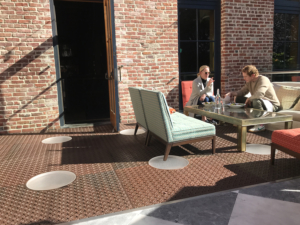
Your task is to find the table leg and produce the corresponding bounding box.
[237,126,247,152]
[219,121,225,126]
[285,121,293,129]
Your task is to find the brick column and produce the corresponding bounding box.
[220,0,274,96]
[114,0,179,124]
[0,0,59,133]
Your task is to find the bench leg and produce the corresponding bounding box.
[164,143,172,161]
[285,121,293,129]
[271,143,276,165]
[146,132,152,146]
[212,136,216,154]
[134,123,139,135]
[144,130,149,145]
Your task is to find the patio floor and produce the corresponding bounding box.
[1,123,300,225]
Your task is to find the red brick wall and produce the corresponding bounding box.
[114,0,179,124]
[220,0,274,96]
[0,0,59,133]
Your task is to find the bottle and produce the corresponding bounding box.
[215,89,221,109]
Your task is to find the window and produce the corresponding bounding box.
[273,13,299,70]
[273,0,300,81]
[179,9,215,79]
[178,0,220,109]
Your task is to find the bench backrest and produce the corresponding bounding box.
[140,89,173,142]
[128,87,148,129]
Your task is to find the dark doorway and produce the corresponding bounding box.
[54,1,109,124]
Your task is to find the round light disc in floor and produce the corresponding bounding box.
[246,144,277,155]
[149,155,189,170]
[26,171,76,191]
[120,129,146,135]
[42,136,72,144]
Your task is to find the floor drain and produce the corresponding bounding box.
[26,171,76,191]
[42,136,72,144]
[246,144,277,155]
[120,129,146,135]
[149,155,189,170]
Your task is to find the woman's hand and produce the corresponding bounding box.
[200,94,206,102]
[208,78,214,86]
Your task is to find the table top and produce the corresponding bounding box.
[184,105,293,126]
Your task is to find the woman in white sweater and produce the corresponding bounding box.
[186,65,215,123]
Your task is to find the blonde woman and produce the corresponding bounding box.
[186,65,216,124]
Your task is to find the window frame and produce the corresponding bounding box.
[274,0,300,71]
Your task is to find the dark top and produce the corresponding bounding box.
[201,78,207,88]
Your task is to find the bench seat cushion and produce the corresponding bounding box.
[171,112,215,142]
[272,128,300,154]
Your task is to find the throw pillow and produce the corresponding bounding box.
[292,98,300,111]
[275,86,300,110]
[290,94,300,109]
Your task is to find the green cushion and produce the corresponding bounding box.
[171,112,215,142]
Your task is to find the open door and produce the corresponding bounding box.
[103,0,117,131]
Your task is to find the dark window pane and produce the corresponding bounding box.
[198,42,214,72]
[274,13,285,41]
[180,74,198,81]
[286,14,299,41]
[180,42,197,72]
[273,42,285,70]
[285,42,298,69]
[198,10,214,40]
[271,74,299,82]
[272,74,286,81]
[179,9,196,40]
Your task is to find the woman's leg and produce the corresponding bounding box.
[197,98,207,121]
[207,96,217,125]
[203,96,210,102]
[208,96,215,102]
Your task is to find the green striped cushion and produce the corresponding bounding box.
[140,89,173,142]
[171,112,215,142]
[129,87,148,129]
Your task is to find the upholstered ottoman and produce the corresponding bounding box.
[271,128,300,165]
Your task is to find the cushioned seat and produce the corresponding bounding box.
[272,128,300,154]
[138,89,216,161]
[171,112,215,142]
[271,128,300,164]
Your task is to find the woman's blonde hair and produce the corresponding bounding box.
[197,65,209,76]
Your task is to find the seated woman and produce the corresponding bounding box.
[186,65,216,124]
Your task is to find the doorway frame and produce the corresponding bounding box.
[49,0,120,130]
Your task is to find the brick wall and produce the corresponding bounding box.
[220,0,274,96]
[0,0,59,134]
[114,0,179,124]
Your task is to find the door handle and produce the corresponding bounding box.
[105,72,108,80]
[118,65,123,81]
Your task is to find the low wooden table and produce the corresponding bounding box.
[184,105,293,152]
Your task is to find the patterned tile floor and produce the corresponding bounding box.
[57,177,300,225]
[0,123,300,224]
